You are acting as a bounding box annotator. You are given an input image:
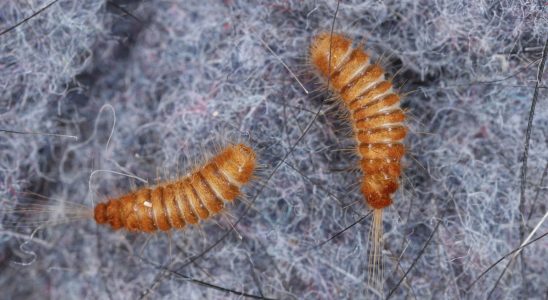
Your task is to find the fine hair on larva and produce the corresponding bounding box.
[309,31,407,297]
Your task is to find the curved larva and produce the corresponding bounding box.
[93,143,257,232]
[309,32,407,295]
[310,32,406,210]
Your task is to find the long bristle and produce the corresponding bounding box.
[367,208,384,298]
[1,195,94,229]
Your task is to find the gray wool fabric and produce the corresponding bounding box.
[0,0,547,299]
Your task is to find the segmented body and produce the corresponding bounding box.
[310,33,406,209]
[93,144,256,232]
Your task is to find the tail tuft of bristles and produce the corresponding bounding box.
[367,208,385,298]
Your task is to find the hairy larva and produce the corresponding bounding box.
[93,143,257,232]
[310,32,407,295]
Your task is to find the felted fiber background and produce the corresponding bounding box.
[0,0,547,299]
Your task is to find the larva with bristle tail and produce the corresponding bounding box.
[309,32,407,296]
[93,143,257,232]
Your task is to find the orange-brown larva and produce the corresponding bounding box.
[310,32,407,210]
[310,31,408,295]
[93,143,257,232]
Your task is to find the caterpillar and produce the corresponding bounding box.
[93,143,257,232]
[309,32,407,295]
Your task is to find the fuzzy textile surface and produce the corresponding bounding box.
[0,0,547,299]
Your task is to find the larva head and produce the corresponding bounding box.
[214,143,257,185]
[230,143,257,183]
[310,32,353,77]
